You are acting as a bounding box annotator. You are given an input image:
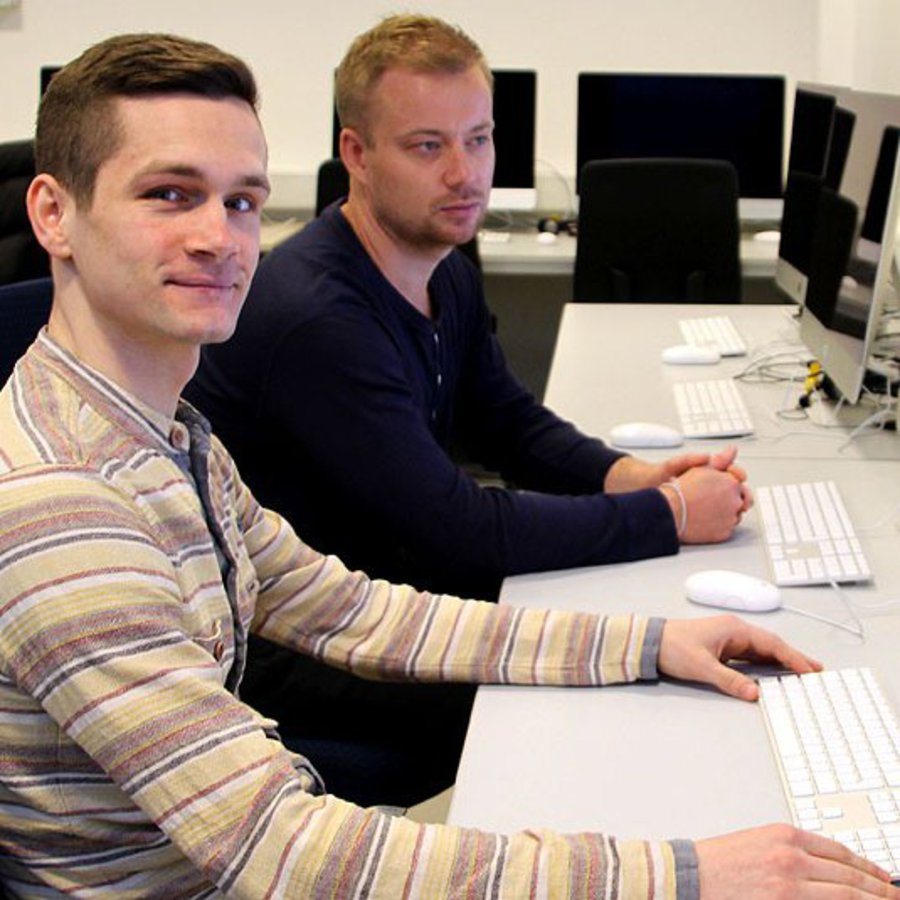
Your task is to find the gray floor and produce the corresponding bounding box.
[484,273,572,401]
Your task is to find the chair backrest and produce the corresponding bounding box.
[315,158,350,217]
[0,139,50,287]
[573,158,742,303]
[0,277,53,384]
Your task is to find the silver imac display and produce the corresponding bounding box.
[775,84,860,307]
[487,70,538,212]
[799,117,900,404]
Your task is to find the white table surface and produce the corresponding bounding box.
[543,302,900,461]
[448,454,900,839]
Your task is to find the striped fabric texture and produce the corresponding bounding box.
[0,332,696,898]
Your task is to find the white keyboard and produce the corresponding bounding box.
[756,481,871,586]
[479,230,511,243]
[672,379,754,438]
[679,315,748,357]
[759,668,900,879]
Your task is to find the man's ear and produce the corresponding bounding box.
[339,127,368,185]
[26,173,76,261]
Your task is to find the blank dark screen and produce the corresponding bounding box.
[490,70,536,189]
[860,126,900,244]
[787,89,836,178]
[577,72,785,197]
[40,66,61,96]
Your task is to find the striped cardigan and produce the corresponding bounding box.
[0,332,698,898]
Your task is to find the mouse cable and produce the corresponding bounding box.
[781,579,865,640]
[780,603,865,639]
[855,492,900,533]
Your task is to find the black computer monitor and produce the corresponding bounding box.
[786,88,836,179]
[487,69,537,210]
[576,72,785,218]
[776,87,845,304]
[40,66,61,96]
[824,107,856,191]
[331,68,538,211]
[800,122,900,403]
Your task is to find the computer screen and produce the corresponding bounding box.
[487,69,537,211]
[576,72,785,217]
[40,65,61,96]
[776,87,842,305]
[824,107,856,192]
[330,68,538,211]
[786,88,836,179]
[799,122,900,403]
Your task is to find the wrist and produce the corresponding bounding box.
[659,480,688,538]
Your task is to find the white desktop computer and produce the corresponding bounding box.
[799,121,900,404]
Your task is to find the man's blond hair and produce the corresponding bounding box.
[335,14,491,144]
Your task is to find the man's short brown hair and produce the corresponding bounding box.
[335,14,491,145]
[35,33,259,207]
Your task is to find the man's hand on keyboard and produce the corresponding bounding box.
[658,615,820,702]
[695,824,900,898]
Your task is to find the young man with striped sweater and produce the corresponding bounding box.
[0,31,895,900]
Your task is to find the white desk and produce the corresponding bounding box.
[543,302,900,461]
[477,231,778,279]
[448,454,900,839]
[449,300,900,842]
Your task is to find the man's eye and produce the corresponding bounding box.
[144,187,186,203]
[227,196,259,213]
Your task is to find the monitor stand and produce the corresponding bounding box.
[739,197,784,223]
[488,187,538,212]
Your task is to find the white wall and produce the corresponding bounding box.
[1,0,896,210]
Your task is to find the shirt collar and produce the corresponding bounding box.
[34,328,212,455]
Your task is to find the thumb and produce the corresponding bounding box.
[662,453,709,481]
[709,445,738,471]
[708,661,759,701]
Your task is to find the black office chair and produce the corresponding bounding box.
[315,157,350,217]
[0,276,53,384]
[315,157,482,271]
[0,139,50,286]
[573,158,742,303]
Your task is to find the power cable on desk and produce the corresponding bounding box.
[535,158,577,221]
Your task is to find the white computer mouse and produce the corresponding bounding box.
[753,230,781,243]
[685,569,782,612]
[536,231,558,245]
[661,344,722,365]
[609,421,684,449]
